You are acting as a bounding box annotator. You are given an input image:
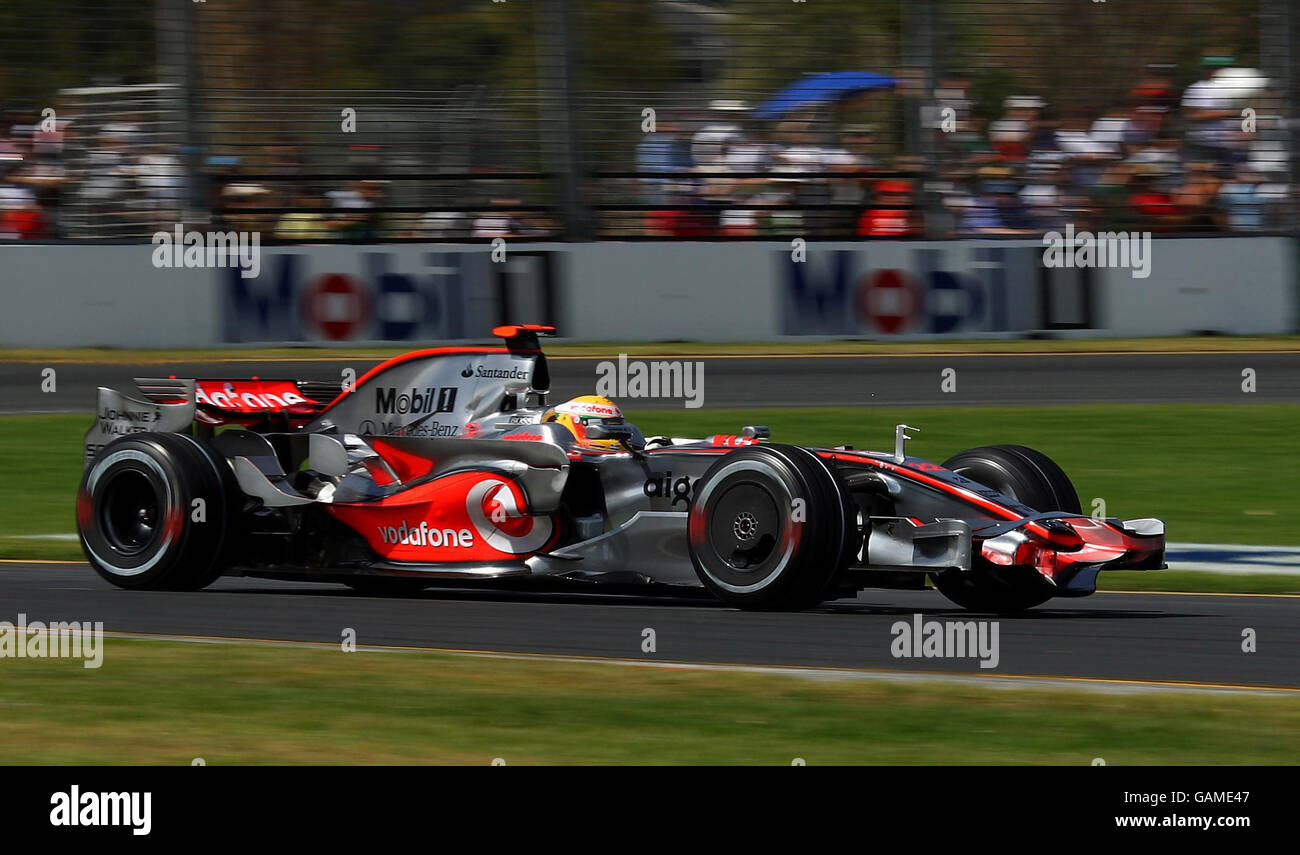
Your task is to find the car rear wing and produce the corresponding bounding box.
[134,376,333,428]
[135,377,345,406]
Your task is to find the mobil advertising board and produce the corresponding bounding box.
[220,244,559,344]
[776,237,1294,338]
[778,241,1095,337]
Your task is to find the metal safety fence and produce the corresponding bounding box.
[0,0,1293,241]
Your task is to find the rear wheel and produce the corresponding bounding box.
[77,433,237,590]
[687,444,856,610]
[931,445,1081,612]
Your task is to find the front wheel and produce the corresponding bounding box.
[687,444,856,611]
[942,444,1081,516]
[931,444,1082,613]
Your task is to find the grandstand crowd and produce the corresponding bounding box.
[0,54,1291,241]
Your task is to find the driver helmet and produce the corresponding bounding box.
[543,395,627,450]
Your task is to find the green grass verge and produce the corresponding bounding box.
[1,639,1296,765]
[0,414,85,560]
[3,406,1297,593]
[1101,571,1299,595]
[1,335,1297,363]
[630,404,1300,548]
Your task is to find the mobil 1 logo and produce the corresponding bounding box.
[374,385,458,416]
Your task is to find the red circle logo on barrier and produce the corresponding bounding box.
[302,273,369,340]
[856,269,920,334]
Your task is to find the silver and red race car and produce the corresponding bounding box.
[76,325,1165,612]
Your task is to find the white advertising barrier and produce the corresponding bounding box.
[566,243,774,341]
[0,243,556,348]
[0,245,213,348]
[564,238,1296,340]
[1101,237,1294,337]
[0,238,1293,346]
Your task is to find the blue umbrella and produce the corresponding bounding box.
[752,71,895,121]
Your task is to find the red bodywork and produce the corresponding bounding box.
[324,470,559,563]
[817,449,1164,586]
[979,516,1165,585]
[191,379,324,427]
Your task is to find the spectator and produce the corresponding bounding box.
[415,210,466,240]
[690,101,747,170]
[1171,161,1222,231]
[1089,107,1137,159]
[1087,162,1137,231]
[1019,165,1069,233]
[1128,169,1179,231]
[635,118,692,207]
[274,192,331,241]
[1216,166,1266,232]
[1130,63,1180,139]
[988,95,1043,162]
[472,197,537,239]
[0,182,51,239]
[1181,52,1241,166]
[960,168,1031,234]
[220,182,272,234]
[328,180,385,240]
[133,144,185,220]
[857,179,917,237]
[645,191,714,238]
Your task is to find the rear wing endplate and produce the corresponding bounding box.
[83,381,197,469]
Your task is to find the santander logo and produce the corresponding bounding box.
[465,479,553,554]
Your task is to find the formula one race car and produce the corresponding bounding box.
[76,325,1165,612]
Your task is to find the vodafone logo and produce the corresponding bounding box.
[562,404,619,418]
[302,273,370,340]
[465,479,553,554]
[377,520,474,548]
[195,385,309,411]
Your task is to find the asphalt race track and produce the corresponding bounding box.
[4,562,1297,691]
[4,350,1297,691]
[1,351,1297,413]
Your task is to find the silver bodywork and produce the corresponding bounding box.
[80,336,1163,595]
